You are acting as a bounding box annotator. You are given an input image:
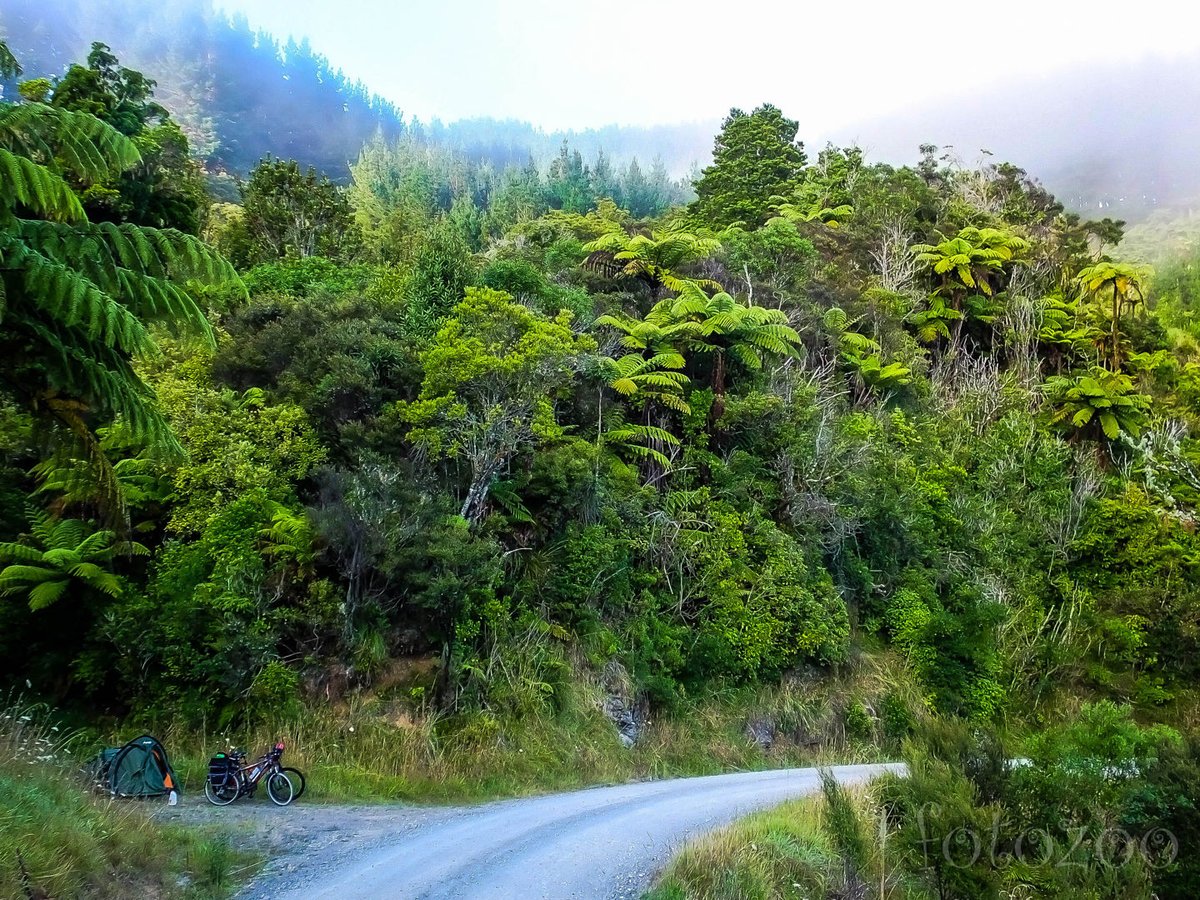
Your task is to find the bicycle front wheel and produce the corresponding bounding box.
[204,774,239,806]
[266,771,294,806]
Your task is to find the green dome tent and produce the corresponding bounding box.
[90,734,178,799]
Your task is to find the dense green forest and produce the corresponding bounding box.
[2,32,1200,900]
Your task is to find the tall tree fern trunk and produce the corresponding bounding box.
[711,350,727,424]
[644,403,666,487]
[1111,292,1121,371]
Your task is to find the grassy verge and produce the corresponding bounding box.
[645,706,1200,900]
[0,700,258,899]
[0,651,918,895]
[645,792,849,899]
[157,650,920,804]
[645,776,891,900]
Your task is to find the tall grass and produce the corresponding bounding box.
[0,649,919,894]
[644,794,843,899]
[163,666,631,802]
[645,779,904,900]
[159,650,918,804]
[0,697,255,899]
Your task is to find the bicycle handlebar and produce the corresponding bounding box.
[225,742,285,764]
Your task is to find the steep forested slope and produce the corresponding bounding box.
[2,32,1200,899]
[0,0,405,176]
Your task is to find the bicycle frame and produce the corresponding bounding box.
[226,746,283,796]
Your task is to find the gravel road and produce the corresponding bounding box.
[168,762,901,899]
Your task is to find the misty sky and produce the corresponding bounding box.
[216,0,1198,134]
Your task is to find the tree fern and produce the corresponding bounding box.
[0,43,242,523]
[646,283,802,417]
[588,347,690,482]
[591,319,693,412]
[1075,262,1150,371]
[1043,366,1150,442]
[0,507,145,611]
[911,226,1028,299]
[773,197,854,228]
[908,294,963,344]
[583,224,722,301]
[602,424,678,470]
[0,102,141,186]
[260,501,319,573]
[32,421,168,526]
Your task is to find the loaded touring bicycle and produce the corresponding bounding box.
[205,741,305,806]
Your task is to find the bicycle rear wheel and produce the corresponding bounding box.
[204,773,239,806]
[281,766,306,800]
[266,771,294,806]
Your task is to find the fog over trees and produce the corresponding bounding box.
[3,0,1195,220]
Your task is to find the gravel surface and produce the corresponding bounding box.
[160,763,902,899]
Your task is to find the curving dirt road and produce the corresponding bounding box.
[221,763,901,899]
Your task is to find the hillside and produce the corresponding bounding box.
[1,17,1200,900]
[0,0,404,176]
[831,51,1200,220]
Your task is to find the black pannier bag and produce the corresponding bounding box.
[208,752,234,783]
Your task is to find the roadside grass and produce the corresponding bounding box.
[169,677,631,803]
[644,793,844,899]
[644,776,900,900]
[0,699,258,900]
[160,650,920,805]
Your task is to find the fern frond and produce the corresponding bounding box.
[607,424,680,446]
[27,579,70,610]
[0,542,43,564]
[0,565,57,588]
[609,442,673,469]
[638,372,690,390]
[0,102,140,183]
[0,149,85,222]
[728,343,763,369]
[8,241,154,353]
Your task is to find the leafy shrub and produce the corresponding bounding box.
[885,573,1005,718]
[242,256,373,297]
[842,699,873,743]
[1069,484,1200,697]
[880,689,917,747]
[247,660,301,720]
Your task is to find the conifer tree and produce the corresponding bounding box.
[691,103,807,228]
